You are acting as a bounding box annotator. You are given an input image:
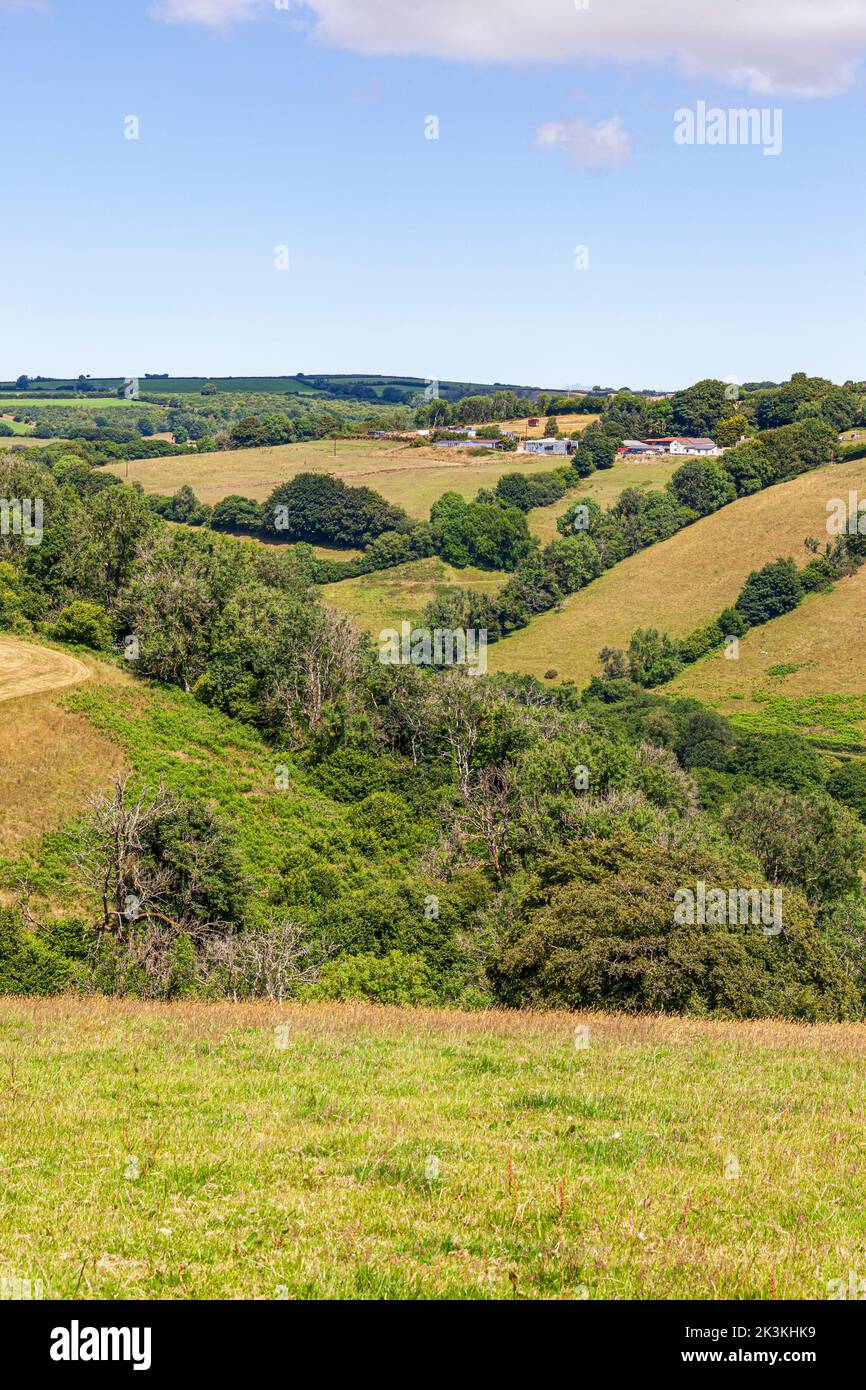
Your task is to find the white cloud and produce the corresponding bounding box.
[152,0,866,98]
[535,114,631,170]
[150,0,262,25]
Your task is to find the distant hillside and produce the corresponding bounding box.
[488,455,866,686]
[0,373,661,405]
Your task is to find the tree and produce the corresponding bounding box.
[715,413,748,447]
[735,558,803,627]
[262,472,410,546]
[670,379,730,436]
[210,495,263,533]
[827,762,866,822]
[78,775,247,939]
[723,787,866,903]
[669,458,736,515]
[490,830,858,1019]
[626,627,683,687]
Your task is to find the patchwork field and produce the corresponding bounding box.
[323,559,509,633]
[527,456,679,544]
[107,440,575,519]
[488,456,866,686]
[0,416,34,435]
[1,998,864,1300]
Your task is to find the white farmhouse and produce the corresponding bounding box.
[669,437,721,456]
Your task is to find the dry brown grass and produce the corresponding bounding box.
[0,636,90,703]
[498,414,600,439]
[0,645,130,856]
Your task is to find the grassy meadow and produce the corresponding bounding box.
[526,455,679,544]
[669,565,866,712]
[488,456,866,686]
[323,558,509,633]
[1,998,865,1300]
[107,440,586,519]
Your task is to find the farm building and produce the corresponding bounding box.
[625,436,721,457]
[524,437,578,456]
[669,437,721,455]
[527,417,540,427]
[434,438,501,449]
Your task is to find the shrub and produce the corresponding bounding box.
[669,458,735,516]
[827,761,866,822]
[307,951,439,1005]
[48,600,113,650]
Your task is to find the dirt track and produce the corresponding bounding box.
[0,636,91,704]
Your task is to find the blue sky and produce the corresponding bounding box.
[2,0,865,389]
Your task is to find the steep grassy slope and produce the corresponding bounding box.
[0,650,126,859]
[488,456,866,686]
[667,566,866,752]
[670,566,866,709]
[0,648,402,916]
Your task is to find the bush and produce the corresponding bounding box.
[0,908,75,995]
[48,600,113,650]
[669,458,735,516]
[307,951,439,1005]
[827,761,866,822]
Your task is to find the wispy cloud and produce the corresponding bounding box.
[535,114,631,171]
[150,0,264,25]
[150,0,866,98]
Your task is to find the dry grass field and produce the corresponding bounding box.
[669,565,866,712]
[0,641,130,858]
[497,413,599,440]
[2,997,865,1300]
[108,440,574,521]
[0,636,90,705]
[323,559,509,633]
[488,457,866,686]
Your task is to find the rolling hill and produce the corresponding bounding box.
[487,455,866,685]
